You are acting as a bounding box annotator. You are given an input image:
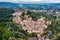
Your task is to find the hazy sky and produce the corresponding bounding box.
[0,0,60,3]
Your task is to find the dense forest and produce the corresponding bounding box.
[0,8,29,40]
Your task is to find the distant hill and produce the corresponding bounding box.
[0,2,20,7]
[0,2,60,10]
[20,3,60,10]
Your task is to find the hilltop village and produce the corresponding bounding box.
[11,10,51,40]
